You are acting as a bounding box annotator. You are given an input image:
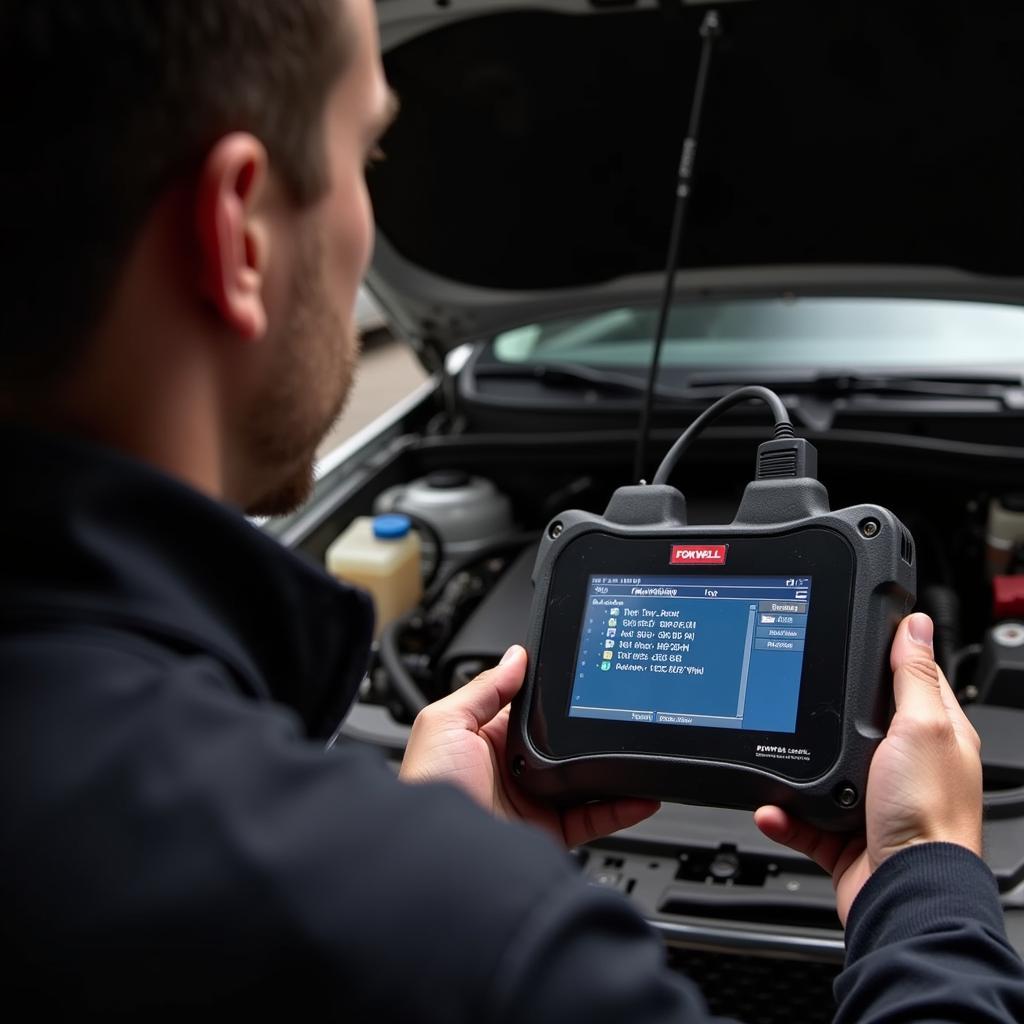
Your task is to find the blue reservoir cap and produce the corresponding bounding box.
[373,513,412,540]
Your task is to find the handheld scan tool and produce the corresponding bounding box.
[509,387,917,830]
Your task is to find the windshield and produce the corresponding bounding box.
[492,298,1024,372]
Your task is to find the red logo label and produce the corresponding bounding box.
[670,544,728,566]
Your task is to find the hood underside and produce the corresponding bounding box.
[369,0,1024,352]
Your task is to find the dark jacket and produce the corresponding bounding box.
[2,423,1023,1022]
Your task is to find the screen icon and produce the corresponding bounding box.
[602,651,613,661]
[600,661,611,671]
[604,640,615,649]
[606,628,617,638]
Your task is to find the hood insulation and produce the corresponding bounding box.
[371,0,1024,291]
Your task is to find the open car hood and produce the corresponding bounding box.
[369,0,1024,358]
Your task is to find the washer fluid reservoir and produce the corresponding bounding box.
[325,514,422,638]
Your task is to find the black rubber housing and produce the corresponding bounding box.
[508,478,916,831]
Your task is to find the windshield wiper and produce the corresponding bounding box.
[475,364,1024,413]
[675,370,1024,402]
[474,362,699,403]
[797,373,1023,401]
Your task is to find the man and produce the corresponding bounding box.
[0,1,1021,1020]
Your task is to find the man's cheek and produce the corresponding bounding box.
[342,172,374,270]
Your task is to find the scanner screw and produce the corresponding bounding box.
[512,756,526,778]
[548,521,564,539]
[859,518,881,538]
[836,784,858,808]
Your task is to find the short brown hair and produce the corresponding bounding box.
[0,0,350,393]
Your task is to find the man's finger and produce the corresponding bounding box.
[890,612,935,673]
[754,805,845,876]
[889,614,951,723]
[891,614,978,750]
[562,798,660,848]
[423,645,527,732]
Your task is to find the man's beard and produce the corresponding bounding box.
[243,229,359,517]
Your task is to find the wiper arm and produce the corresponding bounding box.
[475,364,1024,414]
[680,372,1024,405]
[805,373,1024,402]
[474,362,698,402]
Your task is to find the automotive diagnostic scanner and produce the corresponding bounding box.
[508,387,917,830]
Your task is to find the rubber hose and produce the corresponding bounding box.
[378,614,429,718]
[919,584,961,677]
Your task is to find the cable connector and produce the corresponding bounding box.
[755,436,818,480]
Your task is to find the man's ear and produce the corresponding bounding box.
[195,133,271,341]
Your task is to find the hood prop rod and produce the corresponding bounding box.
[633,7,722,483]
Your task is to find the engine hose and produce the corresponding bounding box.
[919,584,961,677]
[378,614,429,718]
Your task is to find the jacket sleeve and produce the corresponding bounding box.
[835,842,1024,1023]
[4,638,736,1022]
[487,873,737,1024]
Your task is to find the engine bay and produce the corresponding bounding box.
[289,412,1024,1015]
[312,434,1024,723]
[300,420,1024,809]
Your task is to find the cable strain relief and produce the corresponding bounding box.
[755,436,818,481]
[773,421,796,440]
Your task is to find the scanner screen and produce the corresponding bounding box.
[568,575,813,734]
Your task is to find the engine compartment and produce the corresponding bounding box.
[304,428,1024,725]
[291,414,1024,1011]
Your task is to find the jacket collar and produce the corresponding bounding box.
[0,422,374,739]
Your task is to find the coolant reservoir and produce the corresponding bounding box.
[325,514,422,638]
[374,471,513,557]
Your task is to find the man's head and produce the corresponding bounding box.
[0,0,394,514]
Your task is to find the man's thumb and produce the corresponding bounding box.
[890,612,934,672]
[434,645,527,731]
[890,613,947,719]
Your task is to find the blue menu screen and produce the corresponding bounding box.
[568,575,813,733]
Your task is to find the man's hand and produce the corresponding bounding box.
[399,645,660,847]
[755,612,983,925]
